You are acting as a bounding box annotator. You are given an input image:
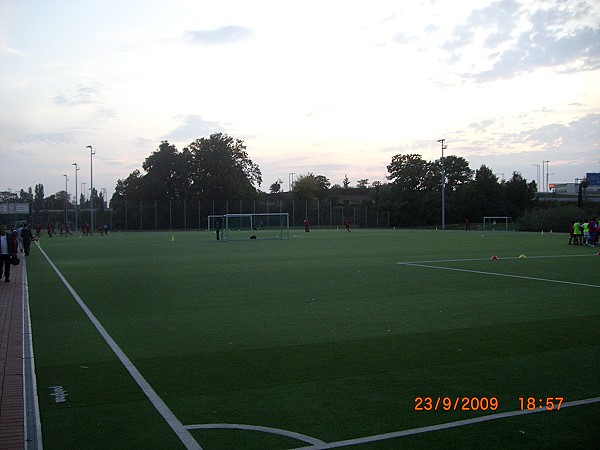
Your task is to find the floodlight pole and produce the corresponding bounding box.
[87,145,95,231]
[437,139,447,230]
[543,160,550,193]
[531,164,540,191]
[73,162,79,231]
[63,174,68,225]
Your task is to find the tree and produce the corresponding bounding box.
[113,169,144,204]
[293,173,331,204]
[343,174,350,189]
[142,141,187,200]
[438,156,473,190]
[460,165,501,221]
[502,172,536,217]
[356,179,369,188]
[386,154,431,192]
[270,179,283,194]
[185,133,262,200]
[34,184,44,210]
[314,175,331,191]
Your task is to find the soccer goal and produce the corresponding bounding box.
[216,213,290,241]
[483,216,514,231]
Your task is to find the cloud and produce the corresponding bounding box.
[439,1,600,81]
[132,137,153,147]
[474,26,600,81]
[184,26,254,45]
[163,115,225,142]
[443,0,520,52]
[469,118,496,133]
[17,131,73,145]
[0,43,26,56]
[54,84,102,106]
[519,113,600,150]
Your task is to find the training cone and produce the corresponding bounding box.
[491,255,498,260]
[171,235,175,242]
[519,254,526,259]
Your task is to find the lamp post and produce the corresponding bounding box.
[437,139,447,230]
[101,188,107,208]
[531,164,540,191]
[73,163,79,231]
[543,160,550,193]
[63,174,68,225]
[86,145,95,231]
[542,160,550,192]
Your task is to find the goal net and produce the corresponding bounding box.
[483,216,514,231]
[216,213,290,241]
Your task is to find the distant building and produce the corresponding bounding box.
[587,172,600,186]
[551,173,600,196]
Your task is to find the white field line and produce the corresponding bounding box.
[292,397,600,449]
[398,262,600,288]
[36,243,202,450]
[396,254,600,288]
[22,257,43,450]
[397,253,597,265]
[185,423,326,446]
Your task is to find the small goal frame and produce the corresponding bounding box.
[213,213,290,241]
[483,216,514,231]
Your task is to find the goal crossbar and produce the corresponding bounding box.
[483,216,514,231]
[216,213,290,241]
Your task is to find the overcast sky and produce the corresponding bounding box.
[1,0,599,199]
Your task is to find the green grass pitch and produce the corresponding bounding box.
[25,229,599,449]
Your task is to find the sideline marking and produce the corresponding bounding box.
[397,253,597,265]
[185,423,326,446]
[22,257,43,449]
[398,262,600,288]
[292,397,600,449]
[36,243,202,450]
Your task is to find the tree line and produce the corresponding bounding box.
[4,132,540,228]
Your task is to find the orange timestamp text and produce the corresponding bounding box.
[414,396,499,411]
[518,397,563,411]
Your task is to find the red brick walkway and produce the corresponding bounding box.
[0,259,24,450]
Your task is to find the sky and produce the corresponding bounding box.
[1,0,599,200]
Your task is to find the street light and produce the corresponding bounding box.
[73,163,79,231]
[542,160,550,193]
[531,164,540,191]
[86,145,95,231]
[437,139,447,230]
[63,174,68,225]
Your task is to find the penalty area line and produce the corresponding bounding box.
[397,262,600,289]
[293,397,600,449]
[397,253,597,265]
[36,243,202,450]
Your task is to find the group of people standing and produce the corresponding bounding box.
[0,222,34,283]
[569,218,598,246]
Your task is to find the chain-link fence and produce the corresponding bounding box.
[20,198,390,232]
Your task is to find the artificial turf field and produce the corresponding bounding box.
[25,228,599,449]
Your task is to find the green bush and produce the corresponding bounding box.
[516,204,598,232]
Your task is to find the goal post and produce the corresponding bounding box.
[483,216,514,231]
[217,213,290,241]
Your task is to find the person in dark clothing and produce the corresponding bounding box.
[21,223,33,256]
[0,225,18,282]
